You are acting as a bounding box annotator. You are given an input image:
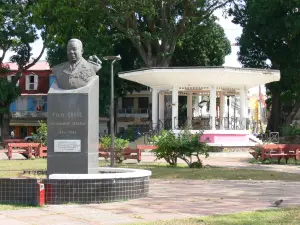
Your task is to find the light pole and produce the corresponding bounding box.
[103,55,121,167]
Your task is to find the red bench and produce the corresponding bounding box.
[98,147,141,163]
[260,144,300,162]
[6,143,40,159]
[136,145,158,152]
[34,145,47,158]
[2,139,24,147]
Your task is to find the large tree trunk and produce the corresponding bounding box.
[0,113,3,141]
[0,113,10,141]
[284,102,300,125]
[266,91,281,132]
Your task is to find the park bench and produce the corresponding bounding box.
[34,144,47,158]
[136,145,158,152]
[2,139,24,147]
[260,144,300,163]
[98,147,141,163]
[6,142,40,160]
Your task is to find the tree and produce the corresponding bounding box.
[230,0,300,132]
[35,0,234,67]
[0,0,46,138]
[98,0,234,67]
[171,16,231,66]
[33,0,232,134]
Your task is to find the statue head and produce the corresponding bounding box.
[67,39,83,64]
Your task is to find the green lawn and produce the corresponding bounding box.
[128,207,300,225]
[0,204,39,211]
[0,159,300,181]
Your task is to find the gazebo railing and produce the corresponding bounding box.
[157,116,248,131]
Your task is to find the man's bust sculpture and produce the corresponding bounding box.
[52,39,102,90]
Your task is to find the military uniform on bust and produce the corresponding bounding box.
[52,58,101,90]
[52,38,102,90]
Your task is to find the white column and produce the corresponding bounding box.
[172,87,179,129]
[239,87,246,129]
[219,92,224,129]
[199,96,202,117]
[187,93,193,127]
[159,92,165,129]
[152,88,158,129]
[210,86,217,130]
[193,96,199,117]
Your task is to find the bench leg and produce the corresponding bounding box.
[28,146,32,159]
[137,149,141,163]
[8,146,12,160]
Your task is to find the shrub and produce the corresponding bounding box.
[32,121,47,146]
[250,145,263,159]
[151,129,210,168]
[99,136,129,163]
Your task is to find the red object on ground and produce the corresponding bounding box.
[36,183,45,206]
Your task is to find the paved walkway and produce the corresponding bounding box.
[1,151,300,224]
[1,179,300,225]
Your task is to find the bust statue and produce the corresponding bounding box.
[52,39,102,90]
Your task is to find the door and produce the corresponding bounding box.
[20,127,28,138]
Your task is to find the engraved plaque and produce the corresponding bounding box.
[54,140,81,153]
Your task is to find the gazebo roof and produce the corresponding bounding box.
[118,67,280,90]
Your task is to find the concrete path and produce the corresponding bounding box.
[1,179,300,225]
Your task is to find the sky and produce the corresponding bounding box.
[2,9,263,95]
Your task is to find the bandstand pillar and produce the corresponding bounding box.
[239,87,247,129]
[210,86,216,130]
[159,92,165,129]
[151,88,158,129]
[219,91,224,129]
[193,95,199,117]
[172,87,179,129]
[187,93,193,127]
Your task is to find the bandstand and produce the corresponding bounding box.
[119,67,280,146]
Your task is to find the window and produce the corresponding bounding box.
[7,75,15,82]
[122,97,134,109]
[138,97,149,109]
[29,76,34,89]
[26,74,38,90]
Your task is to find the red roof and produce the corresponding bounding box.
[4,61,51,71]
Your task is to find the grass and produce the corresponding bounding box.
[1,159,300,181]
[120,163,300,181]
[0,158,47,178]
[128,207,300,225]
[0,204,39,211]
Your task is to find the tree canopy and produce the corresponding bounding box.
[35,0,235,67]
[32,0,231,116]
[230,0,300,132]
[0,0,46,138]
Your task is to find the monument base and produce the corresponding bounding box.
[47,76,99,175]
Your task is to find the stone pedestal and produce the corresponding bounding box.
[47,76,99,175]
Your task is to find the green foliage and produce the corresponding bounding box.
[151,130,210,168]
[0,78,20,114]
[172,17,231,67]
[281,122,300,136]
[99,136,129,163]
[32,121,47,146]
[230,0,300,132]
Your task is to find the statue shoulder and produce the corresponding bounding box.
[52,62,68,74]
[86,60,101,72]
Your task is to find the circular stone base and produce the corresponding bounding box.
[43,168,151,204]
